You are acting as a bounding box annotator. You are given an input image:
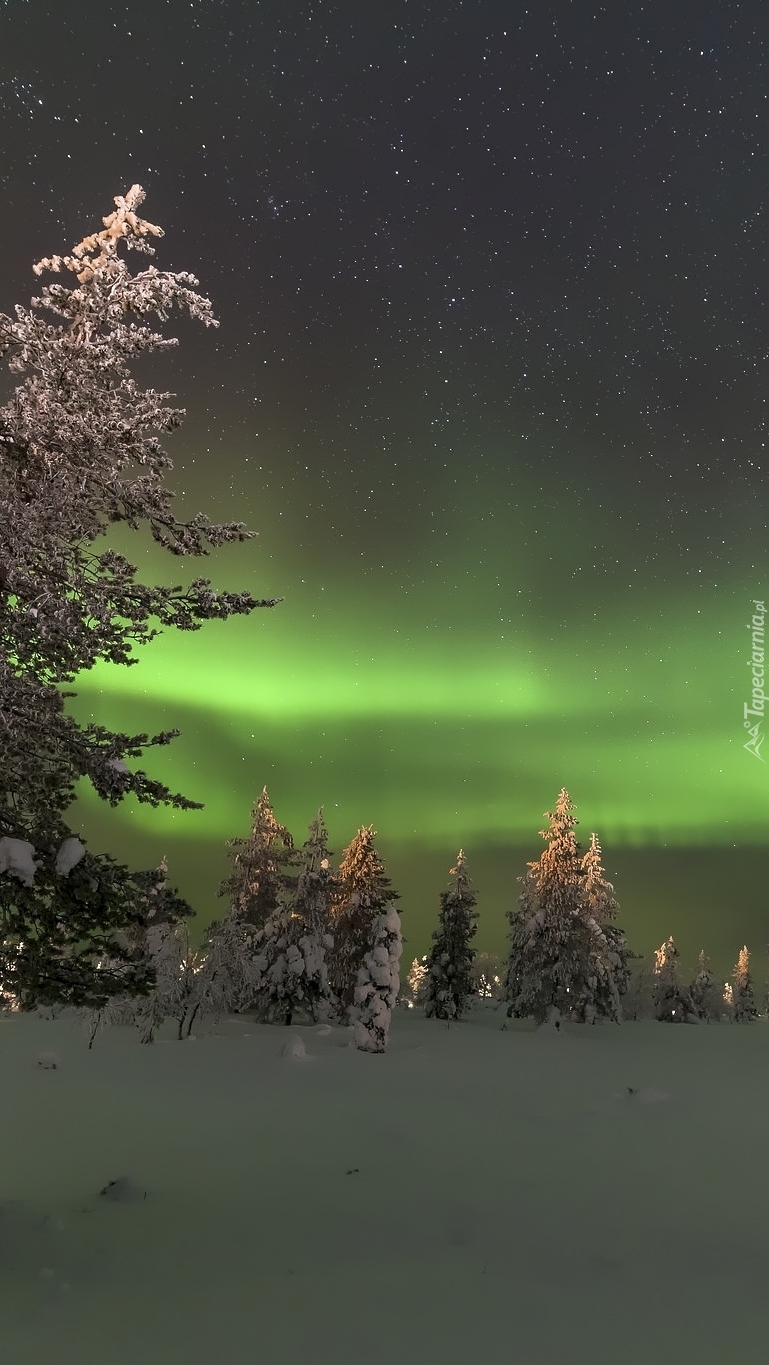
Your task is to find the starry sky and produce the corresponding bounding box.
[2,0,768,979]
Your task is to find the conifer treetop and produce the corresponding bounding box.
[521,787,582,915]
[33,185,165,284]
[219,787,296,928]
[337,825,397,907]
[248,787,294,845]
[222,788,295,862]
[444,848,476,904]
[537,788,579,844]
[300,808,331,871]
[450,848,468,878]
[654,935,678,971]
[733,945,753,983]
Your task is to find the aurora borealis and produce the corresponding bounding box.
[2,1,768,976]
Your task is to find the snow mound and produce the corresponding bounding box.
[36,1052,60,1070]
[0,836,38,887]
[54,836,85,876]
[280,1035,310,1061]
[99,1176,147,1203]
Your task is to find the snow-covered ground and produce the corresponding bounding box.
[2,1004,768,1364]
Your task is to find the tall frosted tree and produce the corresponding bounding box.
[251,909,328,1026]
[505,789,594,1024]
[219,787,296,931]
[251,810,337,1025]
[424,850,478,1021]
[570,833,631,1024]
[731,945,758,1023]
[506,796,630,1026]
[293,810,338,942]
[0,186,277,1006]
[328,825,397,1018]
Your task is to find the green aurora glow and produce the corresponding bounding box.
[65,511,769,979]
[72,592,764,846]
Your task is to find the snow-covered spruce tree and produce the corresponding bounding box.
[731,945,758,1023]
[0,186,277,1008]
[505,789,622,1025]
[328,826,398,1019]
[218,787,295,931]
[251,810,337,1025]
[653,936,698,1023]
[352,905,403,1053]
[690,949,725,1023]
[294,810,338,941]
[569,833,631,1024]
[289,809,338,1018]
[424,850,478,1021]
[251,910,320,1026]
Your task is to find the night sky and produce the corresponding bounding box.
[2,0,768,979]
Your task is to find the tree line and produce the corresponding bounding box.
[407,787,761,1028]
[74,791,402,1052]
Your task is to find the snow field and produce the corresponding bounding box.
[2,1006,769,1364]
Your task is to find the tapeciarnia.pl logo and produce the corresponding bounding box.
[743,599,766,761]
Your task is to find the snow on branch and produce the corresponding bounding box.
[0,836,38,887]
[33,185,164,283]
